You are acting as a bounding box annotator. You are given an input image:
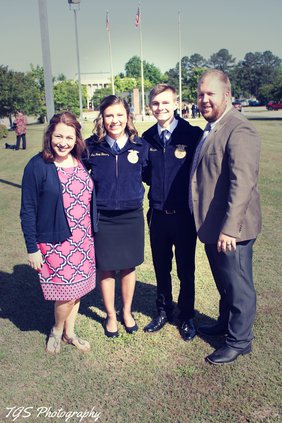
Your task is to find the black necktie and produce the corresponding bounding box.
[112,141,120,154]
[161,130,169,145]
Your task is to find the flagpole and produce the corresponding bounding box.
[106,11,115,95]
[136,6,145,121]
[178,10,182,118]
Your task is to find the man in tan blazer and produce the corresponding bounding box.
[190,69,261,364]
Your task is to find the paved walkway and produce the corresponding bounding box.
[242,106,282,119]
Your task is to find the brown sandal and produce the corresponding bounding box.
[45,328,62,355]
[62,333,91,353]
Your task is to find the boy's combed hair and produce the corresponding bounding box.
[149,84,177,104]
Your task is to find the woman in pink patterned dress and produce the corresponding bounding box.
[20,112,97,355]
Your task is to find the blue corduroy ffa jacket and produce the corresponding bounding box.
[84,135,149,211]
[20,153,98,254]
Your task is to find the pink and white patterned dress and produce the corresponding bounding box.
[38,162,96,301]
[15,113,27,136]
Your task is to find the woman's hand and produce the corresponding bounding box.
[28,251,43,272]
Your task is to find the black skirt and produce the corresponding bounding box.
[95,208,144,271]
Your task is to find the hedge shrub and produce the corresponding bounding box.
[0,124,8,139]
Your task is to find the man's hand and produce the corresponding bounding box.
[217,232,236,253]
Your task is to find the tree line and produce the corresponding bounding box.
[95,49,282,107]
[0,65,86,126]
[1,48,281,123]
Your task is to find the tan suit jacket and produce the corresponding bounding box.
[191,107,261,243]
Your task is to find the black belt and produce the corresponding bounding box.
[152,208,193,219]
[154,209,187,215]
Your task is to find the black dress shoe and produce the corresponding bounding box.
[103,319,119,338]
[123,322,138,334]
[179,319,196,341]
[198,323,228,336]
[206,344,252,365]
[120,315,139,334]
[143,313,168,333]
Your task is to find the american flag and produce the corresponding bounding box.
[135,7,141,27]
[106,11,110,31]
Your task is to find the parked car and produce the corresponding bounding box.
[240,100,249,107]
[266,101,282,111]
[248,100,262,107]
[232,100,242,112]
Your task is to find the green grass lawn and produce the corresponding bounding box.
[0,118,281,423]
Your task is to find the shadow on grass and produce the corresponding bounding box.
[0,265,220,348]
[0,264,53,334]
[79,277,159,325]
[194,312,227,350]
[0,266,161,334]
[0,265,160,334]
[0,178,22,189]
[81,276,222,348]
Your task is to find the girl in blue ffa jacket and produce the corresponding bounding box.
[84,95,149,338]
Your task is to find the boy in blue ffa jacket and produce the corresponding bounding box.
[142,84,203,341]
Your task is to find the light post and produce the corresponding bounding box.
[178,11,182,118]
[68,0,83,122]
[38,0,55,122]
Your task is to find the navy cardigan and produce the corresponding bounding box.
[20,153,98,254]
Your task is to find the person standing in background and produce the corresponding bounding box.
[15,111,27,150]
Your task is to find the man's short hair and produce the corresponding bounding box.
[149,84,177,104]
[198,69,232,94]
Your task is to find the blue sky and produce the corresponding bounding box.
[1,0,282,79]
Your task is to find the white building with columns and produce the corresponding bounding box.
[80,72,111,109]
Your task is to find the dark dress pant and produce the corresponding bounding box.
[205,239,256,349]
[148,209,197,320]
